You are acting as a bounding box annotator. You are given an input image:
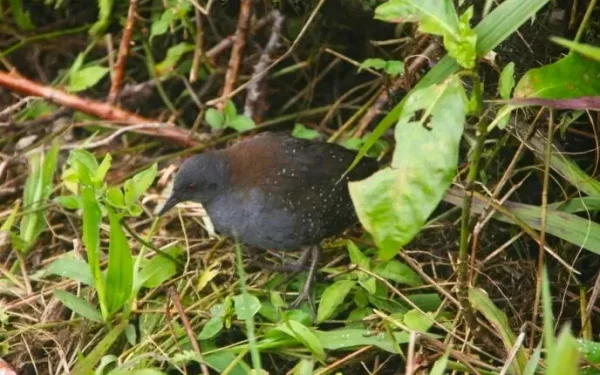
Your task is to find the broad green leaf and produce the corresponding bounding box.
[272,320,325,361]
[47,256,94,286]
[316,280,356,323]
[136,246,182,289]
[403,309,434,332]
[198,317,223,340]
[469,288,528,374]
[124,163,157,206]
[155,43,194,77]
[292,124,320,140]
[350,76,466,259]
[383,60,405,76]
[315,328,411,353]
[499,62,516,99]
[68,66,110,93]
[55,290,103,323]
[546,326,579,375]
[373,260,423,287]
[150,9,175,39]
[233,293,261,320]
[105,210,133,316]
[205,108,225,129]
[551,37,600,62]
[105,187,125,209]
[125,324,137,346]
[173,349,250,375]
[55,195,81,210]
[514,53,600,99]
[228,115,256,132]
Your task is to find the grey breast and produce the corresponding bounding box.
[204,187,301,250]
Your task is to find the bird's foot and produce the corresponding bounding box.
[287,246,320,315]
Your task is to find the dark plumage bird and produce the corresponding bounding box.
[159,131,378,306]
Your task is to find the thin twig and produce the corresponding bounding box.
[169,287,210,375]
[108,0,138,103]
[530,109,554,349]
[217,0,253,111]
[243,9,284,121]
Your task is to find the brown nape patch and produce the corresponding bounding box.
[222,133,281,188]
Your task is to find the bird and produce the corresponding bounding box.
[159,131,379,307]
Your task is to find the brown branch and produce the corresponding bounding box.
[243,9,284,122]
[108,0,138,103]
[0,71,198,148]
[169,288,210,375]
[217,0,253,111]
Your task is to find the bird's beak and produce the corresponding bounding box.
[158,194,180,216]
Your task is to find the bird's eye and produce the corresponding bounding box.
[187,183,196,190]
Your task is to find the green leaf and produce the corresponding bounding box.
[349,76,466,259]
[546,325,580,375]
[443,6,477,69]
[469,288,528,373]
[55,290,103,323]
[9,0,34,30]
[224,100,237,121]
[82,186,103,300]
[514,53,600,99]
[292,359,314,375]
[20,141,59,251]
[89,0,114,36]
[383,60,405,76]
[272,320,325,361]
[347,241,376,294]
[105,187,125,209]
[124,163,157,206]
[403,309,434,332]
[47,257,95,286]
[292,124,320,140]
[105,209,133,316]
[233,293,261,320]
[578,339,600,364]
[359,58,387,71]
[205,108,225,129]
[373,260,423,287]
[499,62,515,99]
[55,195,82,210]
[150,9,175,39]
[315,328,412,353]
[551,36,600,62]
[68,66,110,93]
[155,43,194,77]
[71,320,128,375]
[198,317,224,340]
[136,245,182,289]
[316,280,356,323]
[228,115,256,132]
[94,153,112,185]
[430,353,450,375]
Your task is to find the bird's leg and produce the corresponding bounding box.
[289,245,321,311]
[251,247,312,272]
